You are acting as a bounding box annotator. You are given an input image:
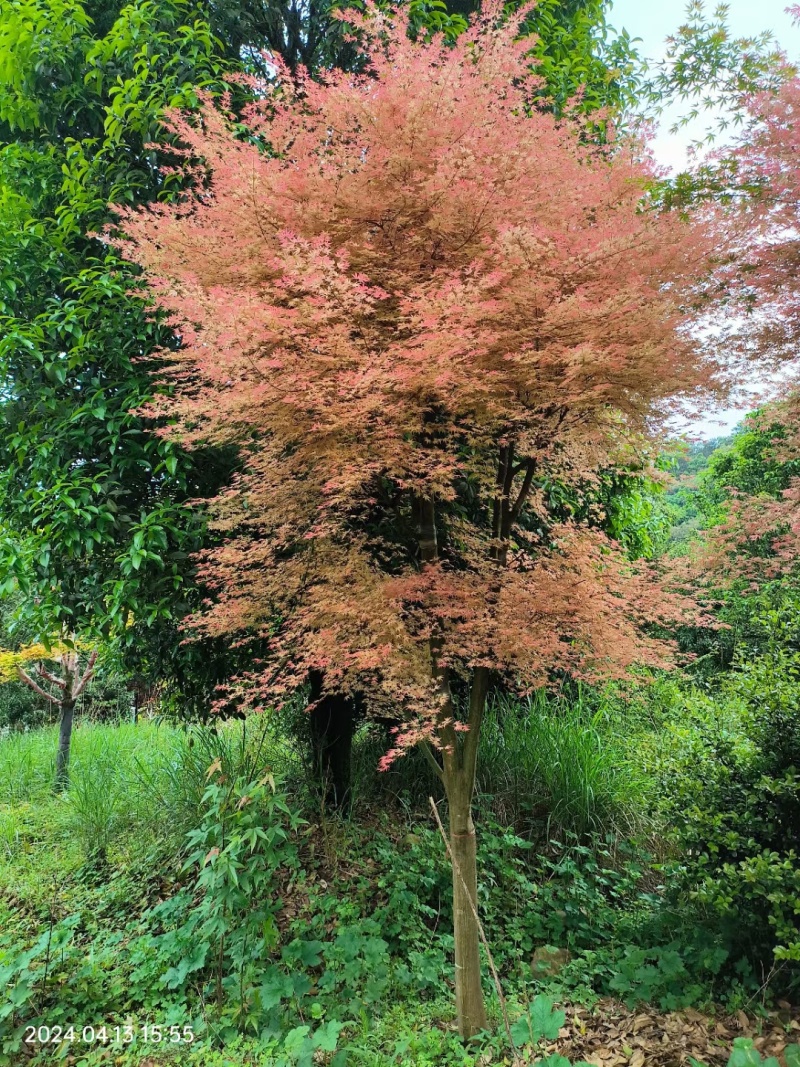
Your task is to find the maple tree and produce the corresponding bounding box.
[0,0,644,737]
[719,70,800,367]
[688,67,800,594]
[112,1,721,1036]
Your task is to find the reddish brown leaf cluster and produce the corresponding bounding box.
[714,76,800,370]
[113,2,722,747]
[689,76,800,590]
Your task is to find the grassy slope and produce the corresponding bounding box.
[0,698,795,1066]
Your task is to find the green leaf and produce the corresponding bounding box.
[312,1020,344,1053]
[297,939,325,967]
[727,1039,762,1067]
[530,994,566,1041]
[510,1014,533,1048]
[283,1026,311,1055]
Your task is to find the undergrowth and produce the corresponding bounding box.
[0,683,798,1065]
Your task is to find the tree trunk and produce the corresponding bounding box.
[416,490,490,1038]
[307,670,359,811]
[16,648,95,794]
[54,699,75,792]
[445,773,488,1038]
[309,691,356,811]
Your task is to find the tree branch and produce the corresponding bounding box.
[492,443,515,558]
[416,495,459,773]
[17,666,56,703]
[74,650,98,698]
[491,444,509,546]
[509,459,536,525]
[499,441,516,543]
[35,665,66,689]
[416,495,439,565]
[420,738,444,782]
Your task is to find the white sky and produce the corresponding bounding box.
[608,0,800,438]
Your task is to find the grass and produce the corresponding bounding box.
[0,721,171,807]
[0,690,649,885]
[0,690,781,1067]
[345,689,648,846]
[0,726,57,806]
[0,687,655,876]
[0,717,303,870]
[476,692,647,841]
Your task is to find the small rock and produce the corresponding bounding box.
[531,944,572,977]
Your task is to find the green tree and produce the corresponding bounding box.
[0,0,232,669]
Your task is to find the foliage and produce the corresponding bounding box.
[0,599,54,726]
[0,643,61,683]
[526,464,674,562]
[0,0,241,722]
[0,0,656,714]
[702,418,800,504]
[517,0,644,122]
[0,719,291,851]
[476,694,645,841]
[0,682,40,731]
[594,469,673,561]
[650,661,800,993]
[641,1,795,212]
[115,0,720,743]
[160,767,309,1040]
[3,0,800,1056]
[0,0,270,736]
[648,0,792,145]
[2,714,800,1063]
[203,0,646,118]
[663,413,800,675]
[694,68,800,435]
[0,729,312,1062]
[114,3,727,1031]
[706,1039,800,1067]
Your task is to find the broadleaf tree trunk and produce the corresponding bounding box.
[443,765,488,1037]
[417,492,490,1037]
[54,698,75,793]
[17,647,96,795]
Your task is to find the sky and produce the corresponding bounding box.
[611,0,800,172]
[607,0,800,438]
[609,0,800,72]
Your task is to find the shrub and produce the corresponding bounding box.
[654,657,800,995]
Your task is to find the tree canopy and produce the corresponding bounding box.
[0,0,647,683]
[112,1,726,1033]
